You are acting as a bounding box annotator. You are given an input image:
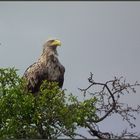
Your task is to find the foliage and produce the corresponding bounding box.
[0,68,140,139]
[0,68,97,139]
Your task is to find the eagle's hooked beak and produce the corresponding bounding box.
[51,39,61,47]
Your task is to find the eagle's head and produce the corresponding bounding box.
[43,39,61,53]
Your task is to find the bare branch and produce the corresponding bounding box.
[79,73,140,139]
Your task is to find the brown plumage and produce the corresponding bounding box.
[23,39,65,93]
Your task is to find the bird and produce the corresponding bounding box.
[23,39,65,94]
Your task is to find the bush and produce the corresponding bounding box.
[0,68,97,139]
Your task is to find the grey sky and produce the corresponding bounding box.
[0,2,140,137]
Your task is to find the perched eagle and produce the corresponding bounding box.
[23,39,65,93]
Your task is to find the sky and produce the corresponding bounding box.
[0,1,140,138]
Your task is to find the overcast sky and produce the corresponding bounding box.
[0,1,140,138]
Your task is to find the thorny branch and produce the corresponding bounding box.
[79,73,140,139]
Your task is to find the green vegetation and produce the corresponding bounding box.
[0,68,97,139]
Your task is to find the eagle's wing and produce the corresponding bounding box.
[23,61,46,92]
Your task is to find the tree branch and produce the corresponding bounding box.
[79,73,140,139]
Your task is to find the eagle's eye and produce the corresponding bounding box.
[47,40,54,46]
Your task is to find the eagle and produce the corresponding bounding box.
[23,39,65,94]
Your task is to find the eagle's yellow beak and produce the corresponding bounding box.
[51,39,61,47]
